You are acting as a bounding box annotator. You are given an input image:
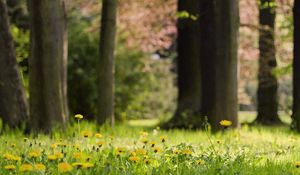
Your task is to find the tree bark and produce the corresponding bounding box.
[200,0,239,131]
[163,0,202,129]
[292,0,300,131]
[28,0,68,132]
[256,0,281,124]
[0,0,28,128]
[97,0,117,126]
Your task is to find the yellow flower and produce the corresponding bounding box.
[196,159,205,165]
[3,154,21,161]
[117,147,126,153]
[48,154,57,161]
[58,162,73,173]
[35,164,46,171]
[73,152,82,159]
[4,165,16,170]
[220,120,232,127]
[136,148,146,155]
[29,150,41,158]
[139,131,149,137]
[140,137,148,144]
[149,141,156,147]
[72,162,84,169]
[81,131,92,138]
[55,152,64,159]
[96,141,105,147]
[129,156,140,163]
[83,162,94,169]
[160,136,167,143]
[20,164,33,172]
[173,149,181,154]
[95,133,103,138]
[51,143,58,149]
[74,114,83,119]
[144,159,151,164]
[154,147,161,153]
[295,161,300,168]
[182,149,193,155]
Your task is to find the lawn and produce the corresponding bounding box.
[0,113,300,175]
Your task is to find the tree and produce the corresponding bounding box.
[28,0,68,132]
[292,0,300,131]
[255,0,281,124]
[0,0,28,128]
[97,0,118,126]
[200,0,239,130]
[163,0,202,129]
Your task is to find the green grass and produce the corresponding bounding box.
[0,113,300,175]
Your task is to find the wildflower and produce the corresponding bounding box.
[173,149,181,154]
[58,163,73,173]
[83,162,94,169]
[95,133,103,138]
[51,143,58,149]
[4,165,16,171]
[73,152,82,159]
[117,147,126,154]
[48,154,57,161]
[96,141,105,147]
[196,159,205,165]
[55,152,64,159]
[154,147,161,153]
[220,120,232,127]
[160,136,167,143]
[140,137,148,144]
[182,149,193,155]
[4,153,21,161]
[149,141,156,147]
[81,131,92,138]
[144,159,151,164]
[72,162,84,169]
[136,148,146,155]
[140,131,149,137]
[74,114,83,119]
[20,164,33,172]
[29,150,41,158]
[296,161,300,168]
[35,164,46,171]
[11,143,16,148]
[129,156,140,163]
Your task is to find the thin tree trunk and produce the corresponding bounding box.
[97,0,117,126]
[200,0,239,131]
[256,0,281,124]
[0,0,28,128]
[28,0,68,132]
[292,0,300,131]
[163,0,202,129]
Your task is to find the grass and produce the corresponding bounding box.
[0,113,300,175]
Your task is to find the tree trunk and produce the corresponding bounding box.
[0,0,28,128]
[97,0,117,126]
[200,0,239,131]
[163,0,202,129]
[28,0,68,132]
[292,0,300,131]
[256,0,281,125]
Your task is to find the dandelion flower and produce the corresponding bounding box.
[74,114,83,119]
[95,133,103,138]
[129,156,140,163]
[35,164,46,171]
[58,162,73,173]
[48,155,57,161]
[220,120,232,127]
[20,164,33,172]
[182,149,193,155]
[29,150,41,158]
[4,165,16,171]
[72,162,84,169]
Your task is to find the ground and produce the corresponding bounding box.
[0,112,300,175]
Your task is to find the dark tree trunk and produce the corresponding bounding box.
[163,0,202,129]
[28,0,68,132]
[256,0,281,125]
[292,0,300,131]
[97,0,117,126]
[0,0,28,128]
[200,0,239,131]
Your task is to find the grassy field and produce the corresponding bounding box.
[0,113,300,175]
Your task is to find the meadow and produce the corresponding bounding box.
[0,113,300,175]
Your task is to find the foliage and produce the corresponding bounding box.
[0,118,300,174]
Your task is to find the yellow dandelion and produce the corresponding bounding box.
[51,143,58,149]
[72,162,84,169]
[95,133,103,138]
[83,162,94,169]
[73,152,82,159]
[149,141,156,147]
[29,150,41,158]
[129,156,140,163]
[74,114,83,119]
[154,147,161,153]
[196,159,205,165]
[295,161,300,168]
[35,164,46,171]
[55,152,64,159]
[4,165,16,171]
[20,164,33,172]
[48,154,57,161]
[160,136,167,143]
[58,162,73,173]
[116,147,126,153]
[96,141,105,147]
[219,120,232,127]
[182,149,193,155]
[136,148,146,155]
